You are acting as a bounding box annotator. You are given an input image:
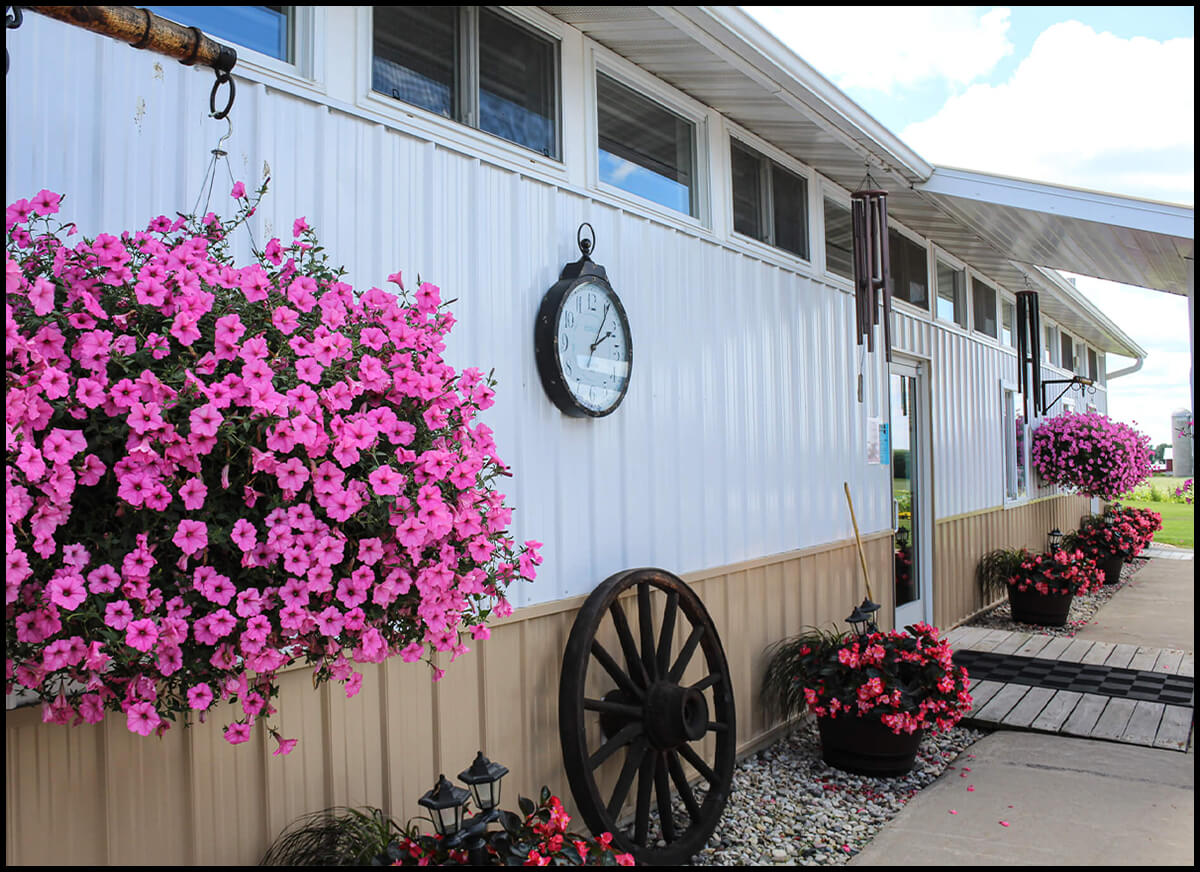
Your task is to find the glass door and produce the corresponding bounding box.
[890,362,928,628]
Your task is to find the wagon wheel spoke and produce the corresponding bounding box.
[677,741,717,786]
[656,591,678,676]
[654,752,677,842]
[667,750,703,823]
[607,740,648,819]
[707,720,728,733]
[633,746,657,846]
[589,721,643,771]
[638,583,657,680]
[690,672,721,692]
[609,600,651,689]
[590,640,644,701]
[584,697,642,719]
[667,623,706,683]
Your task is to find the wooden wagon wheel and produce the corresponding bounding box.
[558,568,736,866]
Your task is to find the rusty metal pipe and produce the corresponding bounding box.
[28,6,237,72]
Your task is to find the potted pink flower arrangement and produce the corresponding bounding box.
[1030,411,1153,500]
[1070,506,1162,584]
[761,623,972,776]
[5,184,541,749]
[978,547,1103,625]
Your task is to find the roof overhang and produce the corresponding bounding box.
[918,168,1194,296]
[541,6,1189,358]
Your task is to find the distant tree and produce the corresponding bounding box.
[1155,443,1170,462]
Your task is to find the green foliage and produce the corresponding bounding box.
[977,548,1028,601]
[260,807,403,866]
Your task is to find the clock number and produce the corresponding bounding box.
[559,333,569,352]
[564,311,575,329]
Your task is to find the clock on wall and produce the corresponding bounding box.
[534,224,633,417]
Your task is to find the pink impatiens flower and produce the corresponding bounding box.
[173,520,208,555]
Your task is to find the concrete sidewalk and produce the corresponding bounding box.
[851,554,1195,867]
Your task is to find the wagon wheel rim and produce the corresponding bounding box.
[559,568,736,866]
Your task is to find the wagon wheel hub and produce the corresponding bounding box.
[644,681,709,749]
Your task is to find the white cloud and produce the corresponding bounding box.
[744,6,1014,93]
[901,22,1194,204]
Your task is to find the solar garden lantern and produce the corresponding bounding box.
[896,526,910,548]
[419,773,471,838]
[458,751,508,813]
[1047,528,1063,552]
[846,597,881,636]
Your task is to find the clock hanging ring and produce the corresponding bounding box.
[535,224,633,417]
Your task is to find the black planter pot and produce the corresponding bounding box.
[1098,552,1125,586]
[816,715,923,776]
[1007,584,1073,626]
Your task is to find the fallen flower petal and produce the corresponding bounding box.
[999,821,1010,827]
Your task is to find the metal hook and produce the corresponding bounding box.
[212,114,233,156]
[577,222,595,258]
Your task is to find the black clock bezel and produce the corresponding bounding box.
[534,271,633,418]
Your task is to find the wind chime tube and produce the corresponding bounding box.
[1016,292,1030,419]
[1030,292,1043,415]
[876,195,894,362]
[851,196,868,348]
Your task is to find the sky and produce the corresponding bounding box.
[745,6,1194,448]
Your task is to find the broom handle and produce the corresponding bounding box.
[844,482,875,602]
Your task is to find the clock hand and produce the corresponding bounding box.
[587,304,612,367]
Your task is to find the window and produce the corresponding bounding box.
[596,72,696,216]
[1060,332,1074,372]
[147,6,293,62]
[1003,388,1028,502]
[730,140,809,258]
[824,198,853,279]
[1090,349,1101,383]
[373,7,559,158]
[972,278,998,338]
[1044,324,1057,365]
[935,259,966,328]
[888,228,928,310]
[1000,299,1015,347]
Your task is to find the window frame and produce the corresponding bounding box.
[367,5,562,161]
[360,6,567,177]
[1001,380,1030,506]
[886,221,931,314]
[999,292,1017,349]
[727,134,811,262]
[971,275,999,341]
[148,5,323,93]
[588,47,710,226]
[821,191,855,283]
[933,251,968,331]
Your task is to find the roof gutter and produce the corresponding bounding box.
[1031,266,1148,359]
[1106,356,1145,381]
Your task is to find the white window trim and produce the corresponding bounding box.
[585,42,712,229]
[725,122,814,266]
[1001,379,1030,507]
[356,6,571,182]
[998,290,1018,353]
[819,181,855,288]
[969,272,1000,344]
[157,6,327,99]
[932,247,970,333]
[886,220,932,317]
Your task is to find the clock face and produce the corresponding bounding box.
[551,279,632,416]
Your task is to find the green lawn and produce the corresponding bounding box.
[1118,498,1194,549]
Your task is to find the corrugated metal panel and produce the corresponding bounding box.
[933,494,1094,628]
[6,14,890,611]
[5,538,886,865]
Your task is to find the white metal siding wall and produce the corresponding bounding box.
[6,16,892,608]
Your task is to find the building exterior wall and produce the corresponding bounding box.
[5,534,890,866]
[5,9,1119,865]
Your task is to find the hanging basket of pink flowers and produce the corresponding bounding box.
[1030,411,1153,500]
[5,183,541,750]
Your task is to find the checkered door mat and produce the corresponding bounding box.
[953,650,1194,707]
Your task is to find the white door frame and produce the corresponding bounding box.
[890,357,933,629]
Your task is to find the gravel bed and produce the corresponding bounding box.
[963,556,1148,637]
[689,721,987,866]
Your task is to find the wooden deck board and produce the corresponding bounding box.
[1090,697,1137,740]
[1127,646,1162,671]
[1153,706,1194,751]
[1061,694,1109,737]
[1001,686,1057,728]
[967,680,1005,715]
[1080,641,1116,665]
[1103,644,1139,669]
[976,683,1030,722]
[1121,701,1165,745]
[1030,690,1083,732]
[992,632,1033,656]
[1014,634,1056,658]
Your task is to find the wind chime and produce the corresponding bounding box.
[1015,280,1044,419]
[851,173,893,402]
